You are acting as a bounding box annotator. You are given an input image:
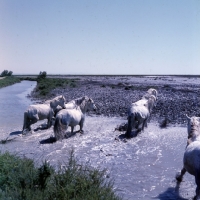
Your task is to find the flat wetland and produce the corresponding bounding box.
[0,75,200,200]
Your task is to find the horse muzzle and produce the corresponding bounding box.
[93,105,97,112]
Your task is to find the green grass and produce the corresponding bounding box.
[35,78,78,96]
[0,151,122,200]
[0,76,21,88]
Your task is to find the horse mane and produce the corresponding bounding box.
[73,96,87,105]
[79,96,90,111]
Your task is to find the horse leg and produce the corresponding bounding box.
[47,110,54,128]
[78,121,84,133]
[79,124,84,133]
[22,111,31,132]
[141,119,148,131]
[29,116,39,130]
[27,119,32,131]
[176,167,186,182]
[126,115,135,138]
[47,118,52,128]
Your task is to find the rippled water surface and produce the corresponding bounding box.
[0,81,196,200]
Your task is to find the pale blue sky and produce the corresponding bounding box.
[0,0,200,75]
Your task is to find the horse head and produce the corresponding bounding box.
[147,88,158,100]
[186,115,200,141]
[87,98,97,112]
[78,96,96,113]
[50,95,66,110]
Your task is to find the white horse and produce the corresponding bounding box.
[54,96,96,141]
[142,88,158,103]
[176,115,200,200]
[125,95,156,138]
[134,88,158,108]
[54,96,88,116]
[22,95,66,133]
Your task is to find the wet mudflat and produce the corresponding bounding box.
[0,77,199,200]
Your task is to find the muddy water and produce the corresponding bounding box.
[0,81,196,200]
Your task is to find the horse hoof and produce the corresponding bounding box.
[175,172,183,182]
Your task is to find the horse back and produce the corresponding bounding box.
[27,104,53,120]
[58,108,83,126]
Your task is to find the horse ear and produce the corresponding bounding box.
[186,114,191,120]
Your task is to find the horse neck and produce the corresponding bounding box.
[79,100,88,114]
[50,101,60,111]
[188,125,200,141]
[147,100,154,112]
[79,105,87,114]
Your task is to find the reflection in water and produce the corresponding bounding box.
[0,81,197,199]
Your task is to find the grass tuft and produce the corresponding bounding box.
[0,151,122,200]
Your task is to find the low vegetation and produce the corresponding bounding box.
[0,76,21,88]
[34,77,78,96]
[0,151,122,200]
[1,70,13,77]
[18,71,78,97]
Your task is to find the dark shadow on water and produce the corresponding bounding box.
[154,182,188,200]
[10,131,22,136]
[65,131,77,139]
[40,131,80,144]
[118,130,140,140]
[40,137,57,144]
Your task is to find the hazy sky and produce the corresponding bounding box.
[0,0,200,75]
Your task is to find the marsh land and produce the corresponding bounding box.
[1,75,200,199]
[31,75,200,125]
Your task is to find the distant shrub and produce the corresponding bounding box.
[37,71,47,79]
[1,70,13,77]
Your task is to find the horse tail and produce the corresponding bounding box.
[22,111,28,133]
[53,116,63,141]
[126,113,135,138]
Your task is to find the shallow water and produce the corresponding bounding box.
[0,81,196,200]
[0,80,37,138]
